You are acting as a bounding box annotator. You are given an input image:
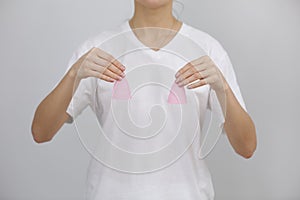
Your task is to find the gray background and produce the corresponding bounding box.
[0,0,299,199]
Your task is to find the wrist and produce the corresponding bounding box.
[215,79,230,94]
[66,65,79,80]
[223,81,230,92]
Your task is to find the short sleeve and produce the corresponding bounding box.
[206,40,247,136]
[207,41,247,112]
[65,78,96,124]
[64,41,96,124]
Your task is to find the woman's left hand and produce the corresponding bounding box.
[175,55,229,92]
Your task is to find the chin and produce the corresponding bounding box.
[135,0,172,9]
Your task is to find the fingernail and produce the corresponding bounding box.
[175,72,179,77]
[121,65,126,70]
[121,72,125,77]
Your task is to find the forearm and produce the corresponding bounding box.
[216,84,257,158]
[31,68,80,143]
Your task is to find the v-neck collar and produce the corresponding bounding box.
[124,19,185,54]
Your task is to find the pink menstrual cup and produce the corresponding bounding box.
[167,82,187,104]
[112,78,131,100]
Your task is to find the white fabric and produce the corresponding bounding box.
[64,19,247,200]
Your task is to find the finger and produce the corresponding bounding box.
[177,71,202,87]
[175,56,207,78]
[92,56,125,78]
[177,68,213,87]
[175,62,192,78]
[95,48,125,71]
[187,79,207,89]
[90,63,123,81]
[176,63,208,84]
[102,67,123,81]
[175,67,195,83]
[88,70,115,82]
[187,76,215,89]
[106,63,125,78]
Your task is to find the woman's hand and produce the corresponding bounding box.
[31,47,126,143]
[175,55,228,92]
[176,55,257,158]
[71,47,126,82]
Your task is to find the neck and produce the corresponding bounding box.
[130,1,176,28]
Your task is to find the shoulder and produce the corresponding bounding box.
[74,23,125,56]
[182,22,228,61]
[66,22,126,74]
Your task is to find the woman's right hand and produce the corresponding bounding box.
[71,47,126,82]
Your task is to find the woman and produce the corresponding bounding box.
[31,0,257,199]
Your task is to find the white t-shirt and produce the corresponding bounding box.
[64,19,247,200]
